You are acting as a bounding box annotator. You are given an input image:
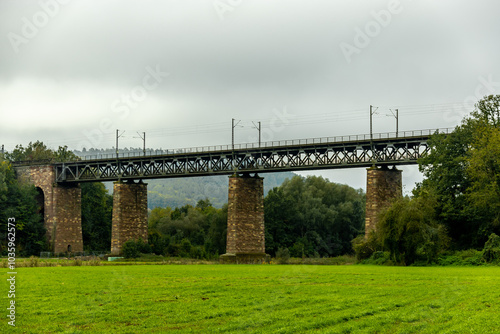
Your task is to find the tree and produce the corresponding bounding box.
[0,157,47,256]
[417,95,500,249]
[377,196,449,265]
[466,118,500,230]
[264,175,365,257]
[6,141,79,162]
[147,199,227,258]
[81,182,113,251]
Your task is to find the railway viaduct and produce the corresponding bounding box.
[14,129,447,262]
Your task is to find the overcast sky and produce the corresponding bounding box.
[1,0,500,192]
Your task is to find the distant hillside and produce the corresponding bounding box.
[146,172,296,209]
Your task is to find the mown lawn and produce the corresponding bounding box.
[2,264,500,333]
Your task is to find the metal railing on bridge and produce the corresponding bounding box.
[79,127,453,161]
[47,127,452,183]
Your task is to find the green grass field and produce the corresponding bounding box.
[2,264,500,333]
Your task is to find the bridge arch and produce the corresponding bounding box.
[35,187,45,224]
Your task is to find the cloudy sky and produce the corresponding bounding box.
[1,0,500,192]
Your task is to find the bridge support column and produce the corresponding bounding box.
[221,173,267,264]
[14,165,83,254]
[51,184,84,254]
[365,166,402,236]
[111,180,148,255]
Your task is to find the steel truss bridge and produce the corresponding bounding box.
[53,128,451,183]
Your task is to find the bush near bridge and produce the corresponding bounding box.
[354,95,500,266]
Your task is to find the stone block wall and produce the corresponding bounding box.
[365,166,402,235]
[222,174,265,263]
[111,180,148,255]
[52,184,83,253]
[15,165,83,253]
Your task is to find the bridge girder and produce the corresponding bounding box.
[54,136,431,183]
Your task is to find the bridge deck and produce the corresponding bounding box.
[49,128,448,183]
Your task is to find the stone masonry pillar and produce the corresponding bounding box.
[221,173,267,264]
[111,180,148,255]
[52,184,83,253]
[15,165,83,254]
[365,165,402,236]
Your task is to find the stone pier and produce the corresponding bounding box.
[111,180,148,255]
[365,165,402,235]
[15,165,83,253]
[221,173,267,264]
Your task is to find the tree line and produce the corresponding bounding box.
[355,95,500,265]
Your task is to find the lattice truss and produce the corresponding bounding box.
[55,139,429,183]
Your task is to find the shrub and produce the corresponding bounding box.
[482,233,500,263]
[136,238,152,254]
[189,246,206,259]
[122,240,139,259]
[361,251,392,265]
[289,242,305,258]
[352,233,380,261]
[88,257,101,266]
[276,247,290,264]
[166,243,181,257]
[29,256,39,267]
[180,239,192,257]
[437,249,484,266]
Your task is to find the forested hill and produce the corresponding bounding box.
[145,172,296,210]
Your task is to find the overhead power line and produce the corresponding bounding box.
[9,102,469,151]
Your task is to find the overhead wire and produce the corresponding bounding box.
[6,102,467,151]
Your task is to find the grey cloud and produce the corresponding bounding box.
[2,0,500,192]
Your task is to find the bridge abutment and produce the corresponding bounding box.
[365,165,402,235]
[111,180,148,255]
[221,173,267,264]
[15,165,83,253]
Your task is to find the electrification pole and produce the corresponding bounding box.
[136,132,146,156]
[116,130,125,159]
[258,121,261,147]
[396,109,399,138]
[388,109,399,138]
[116,129,119,158]
[370,105,373,143]
[252,121,261,147]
